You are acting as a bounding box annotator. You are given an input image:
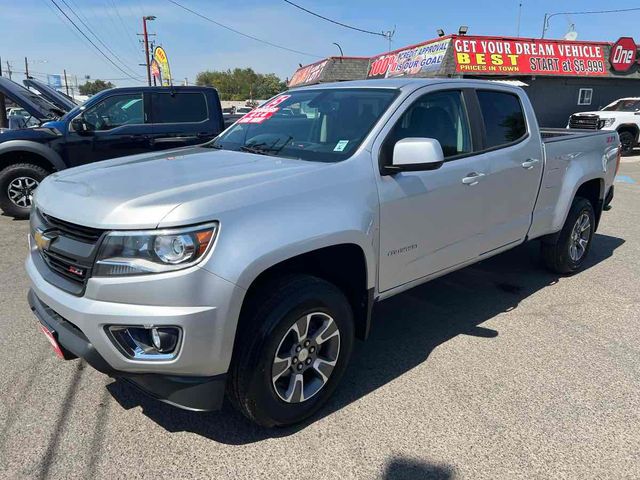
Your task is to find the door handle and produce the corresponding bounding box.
[521,158,540,169]
[462,172,485,186]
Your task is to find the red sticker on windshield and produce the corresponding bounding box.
[237,95,291,124]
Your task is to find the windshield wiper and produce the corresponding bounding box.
[239,136,293,156]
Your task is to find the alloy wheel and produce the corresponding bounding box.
[271,312,341,403]
[569,212,591,262]
[7,176,39,208]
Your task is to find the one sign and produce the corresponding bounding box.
[453,37,607,76]
[368,38,450,78]
[288,60,328,87]
[47,75,62,88]
[610,37,637,72]
[153,46,172,86]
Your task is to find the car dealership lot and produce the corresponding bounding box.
[1,160,639,480]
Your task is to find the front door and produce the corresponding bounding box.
[65,92,150,166]
[376,88,492,292]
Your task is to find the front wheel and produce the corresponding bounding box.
[541,197,595,274]
[0,163,49,219]
[228,275,354,427]
[618,130,635,156]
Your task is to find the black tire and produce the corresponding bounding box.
[541,197,596,275]
[0,163,49,219]
[618,130,635,156]
[228,274,354,427]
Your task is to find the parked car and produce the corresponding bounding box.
[26,79,619,427]
[0,76,224,218]
[236,106,253,114]
[568,97,640,154]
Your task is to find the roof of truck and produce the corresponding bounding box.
[288,77,525,92]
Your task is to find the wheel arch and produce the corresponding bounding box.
[0,141,65,172]
[616,124,639,143]
[237,243,374,341]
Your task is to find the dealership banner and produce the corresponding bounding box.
[153,46,172,86]
[368,38,450,78]
[289,60,328,87]
[453,37,607,76]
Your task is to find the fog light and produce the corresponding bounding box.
[150,327,179,353]
[107,325,181,360]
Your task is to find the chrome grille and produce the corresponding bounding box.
[568,114,599,130]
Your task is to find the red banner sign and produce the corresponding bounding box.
[288,60,328,87]
[454,37,607,76]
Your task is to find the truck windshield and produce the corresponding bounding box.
[209,88,398,162]
[602,99,640,112]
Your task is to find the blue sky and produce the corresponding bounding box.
[2,0,640,87]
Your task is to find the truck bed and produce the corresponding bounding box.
[527,127,618,240]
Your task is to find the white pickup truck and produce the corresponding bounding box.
[569,97,640,154]
[26,79,620,427]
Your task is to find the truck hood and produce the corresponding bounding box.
[35,147,329,229]
[0,76,63,121]
[23,79,77,112]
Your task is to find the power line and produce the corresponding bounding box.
[48,0,144,82]
[166,0,322,58]
[542,7,640,38]
[60,0,141,77]
[282,0,387,37]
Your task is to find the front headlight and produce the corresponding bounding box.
[94,222,218,276]
[599,118,615,128]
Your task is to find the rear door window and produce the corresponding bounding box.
[477,90,527,149]
[149,92,208,124]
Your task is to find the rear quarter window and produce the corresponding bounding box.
[150,92,208,123]
[477,90,527,149]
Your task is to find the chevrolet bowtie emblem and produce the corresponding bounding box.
[34,228,55,251]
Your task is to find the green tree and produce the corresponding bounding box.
[195,68,286,101]
[78,79,115,96]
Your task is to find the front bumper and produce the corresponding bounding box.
[29,290,226,411]
[26,242,246,411]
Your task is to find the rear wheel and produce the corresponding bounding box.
[618,130,635,156]
[228,275,354,427]
[0,163,49,218]
[541,197,595,274]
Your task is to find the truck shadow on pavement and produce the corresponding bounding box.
[107,233,624,445]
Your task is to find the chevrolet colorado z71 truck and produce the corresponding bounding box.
[568,97,640,155]
[0,77,224,218]
[26,79,619,427]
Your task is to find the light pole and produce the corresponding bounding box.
[142,16,156,86]
[332,42,344,57]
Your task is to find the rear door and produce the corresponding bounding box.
[473,89,544,252]
[375,87,493,292]
[148,91,213,150]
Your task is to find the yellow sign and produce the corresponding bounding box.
[153,46,172,86]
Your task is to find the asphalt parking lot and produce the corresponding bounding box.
[1,159,639,480]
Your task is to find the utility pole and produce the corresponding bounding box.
[63,69,69,96]
[141,16,156,86]
[6,61,12,80]
[0,57,7,129]
[24,57,29,79]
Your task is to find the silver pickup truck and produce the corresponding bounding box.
[26,79,619,427]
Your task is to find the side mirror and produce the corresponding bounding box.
[71,116,93,135]
[383,138,445,174]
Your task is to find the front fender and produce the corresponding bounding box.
[0,140,65,171]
